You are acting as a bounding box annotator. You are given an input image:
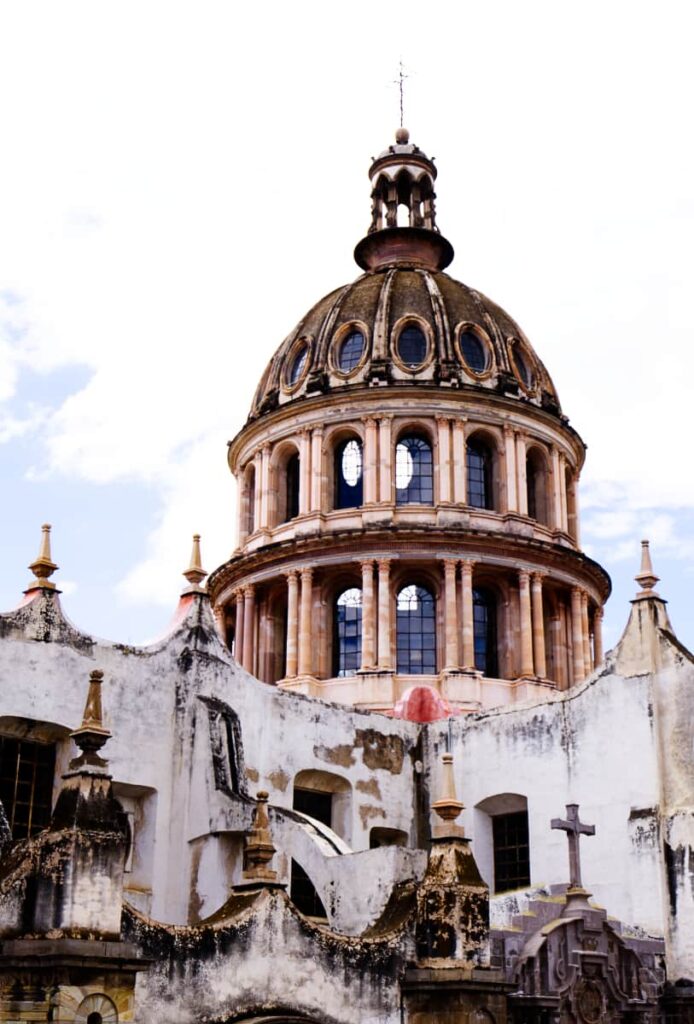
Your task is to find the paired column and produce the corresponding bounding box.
[581,592,591,673]
[310,427,323,511]
[299,430,311,516]
[437,417,452,504]
[460,559,475,670]
[360,560,376,670]
[378,417,393,503]
[377,559,392,669]
[452,419,467,504]
[570,587,586,683]
[559,454,569,533]
[531,573,547,678]
[515,432,528,516]
[551,446,563,531]
[443,559,459,670]
[298,567,314,676]
[518,570,534,677]
[593,606,604,667]
[259,445,270,530]
[242,584,256,674]
[234,591,245,666]
[363,417,379,505]
[285,570,299,678]
[504,425,518,512]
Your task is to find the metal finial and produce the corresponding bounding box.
[635,539,660,597]
[183,533,207,592]
[393,59,409,130]
[26,523,59,591]
[431,752,464,824]
[70,669,112,770]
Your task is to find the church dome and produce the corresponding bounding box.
[249,267,561,423]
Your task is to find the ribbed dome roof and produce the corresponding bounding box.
[249,266,562,422]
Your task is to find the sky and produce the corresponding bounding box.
[1,1,693,652]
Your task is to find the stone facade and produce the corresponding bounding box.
[0,130,693,1023]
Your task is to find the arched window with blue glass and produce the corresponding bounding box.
[333,588,362,677]
[473,586,498,678]
[395,434,434,505]
[466,434,495,511]
[396,584,437,674]
[334,437,363,509]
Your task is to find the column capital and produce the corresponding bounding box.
[377,557,391,573]
[378,413,394,423]
[435,413,451,425]
[298,426,311,439]
[518,568,531,586]
[571,584,584,600]
[311,424,324,436]
[363,415,378,427]
[300,565,314,581]
[360,558,376,572]
[594,605,604,621]
[284,568,299,582]
[460,558,476,574]
[531,571,546,586]
[243,583,256,599]
[503,422,515,437]
[443,558,458,576]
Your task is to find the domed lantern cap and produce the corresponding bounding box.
[354,128,454,272]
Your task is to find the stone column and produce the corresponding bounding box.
[570,475,581,545]
[571,586,585,683]
[298,567,314,676]
[310,427,323,512]
[285,570,299,678]
[518,571,534,677]
[549,613,563,687]
[364,417,378,504]
[581,592,592,673]
[551,446,562,531]
[299,430,311,516]
[437,417,452,503]
[460,559,475,670]
[259,445,270,530]
[515,432,528,516]
[504,424,518,512]
[378,416,393,503]
[234,591,245,666]
[443,559,459,670]
[242,584,256,674]
[559,454,569,533]
[531,573,547,678]
[377,559,392,669]
[361,560,376,670]
[593,606,604,666]
[253,451,262,531]
[452,419,467,504]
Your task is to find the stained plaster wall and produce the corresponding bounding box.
[0,590,423,931]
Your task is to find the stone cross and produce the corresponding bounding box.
[551,803,595,889]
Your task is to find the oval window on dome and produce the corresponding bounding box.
[338,330,365,373]
[287,342,309,387]
[511,342,533,389]
[459,330,488,374]
[397,324,428,368]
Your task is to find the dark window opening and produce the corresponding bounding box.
[285,453,300,521]
[527,458,538,520]
[288,343,308,385]
[370,827,408,848]
[293,787,333,828]
[467,439,494,510]
[87,1015,103,1024]
[335,438,363,509]
[512,345,532,388]
[459,331,487,373]
[397,325,427,367]
[333,588,362,677]
[493,810,530,892]
[290,859,328,918]
[0,736,56,839]
[395,435,433,505]
[473,587,498,678]
[338,330,365,372]
[396,584,436,675]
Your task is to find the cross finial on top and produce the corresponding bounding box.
[551,803,595,890]
[393,60,409,130]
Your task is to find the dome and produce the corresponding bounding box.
[249,267,561,422]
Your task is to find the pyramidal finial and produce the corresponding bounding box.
[431,752,465,836]
[182,533,207,593]
[635,539,660,598]
[69,669,112,771]
[26,523,59,593]
[242,790,278,883]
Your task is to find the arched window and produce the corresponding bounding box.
[285,453,300,522]
[467,438,494,510]
[243,463,256,537]
[334,438,363,509]
[334,588,362,677]
[526,449,549,525]
[473,587,498,678]
[395,435,433,505]
[396,585,436,674]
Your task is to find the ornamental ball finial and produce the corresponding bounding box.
[395,126,410,145]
